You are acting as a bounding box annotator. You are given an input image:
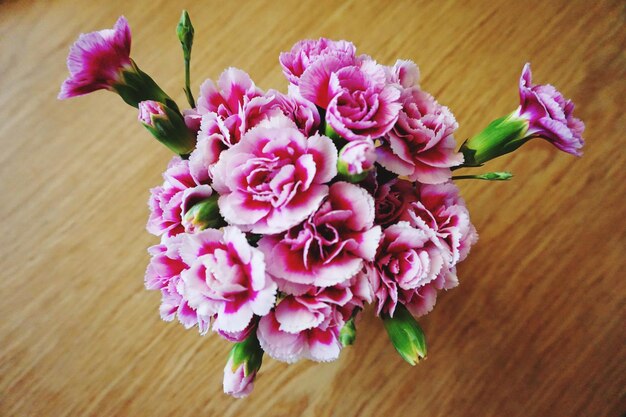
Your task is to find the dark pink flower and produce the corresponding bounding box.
[258,181,381,287]
[517,63,585,156]
[147,158,212,237]
[58,16,132,99]
[374,179,417,227]
[377,87,463,184]
[212,115,337,234]
[326,61,402,140]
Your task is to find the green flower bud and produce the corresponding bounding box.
[339,317,357,346]
[177,10,194,59]
[182,194,225,231]
[138,100,195,155]
[382,303,427,365]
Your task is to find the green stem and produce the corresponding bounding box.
[184,57,195,108]
[452,171,513,181]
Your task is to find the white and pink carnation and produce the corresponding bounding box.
[147,157,213,237]
[370,222,446,317]
[280,37,356,86]
[212,115,337,234]
[179,226,277,333]
[144,234,210,333]
[258,181,381,287]
[256,279,363,363]
[407,182,478,266]
[325,61,402,140]
[377,87,463,184]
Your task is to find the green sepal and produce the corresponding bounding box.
[460,114,529,167]
[382,303,427,366]
[229,332,264,377]
[113,61,177,110]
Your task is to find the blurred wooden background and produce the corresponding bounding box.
[1,0,625,416]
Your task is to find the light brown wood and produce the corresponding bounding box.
[1,1,625,416]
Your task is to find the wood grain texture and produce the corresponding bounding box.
[1,1,625,416]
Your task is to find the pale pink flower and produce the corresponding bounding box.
[147,158,213,237]
[280,38,356,85]
[406,182,478,266]
[377,87,463,184]
[326,61,402,140]
[256,283,360,363]
[388,60,420,88]
[58,16,131,99]
[267,88,321,136]
[179,227,277,333]
[144,234,210,333]
[223,355,256,398]
[212,115,337,234]
[372,222,447,316]
[258,181,381,287]
[516,63,585,156]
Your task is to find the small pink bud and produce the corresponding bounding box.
[337,138,376,182]
[138,100,166,126]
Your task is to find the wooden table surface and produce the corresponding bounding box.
[1,1,625,416]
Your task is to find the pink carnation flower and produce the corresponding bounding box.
[267,88,321,136]
[144,235,210,333]
[371,222,446,316]
[377,87,463,184]
[280,38,356,86]
[258,181,381,287]
[256,280,362,363]
[147,158,213,237]
[407,182,478,266]
[388,60,420,88]
[374,178,417,227]
[58,16,132,99]
[179,227,277,333]
[326,61,402,140]
[212,115,337,234]
[516,63,585,156]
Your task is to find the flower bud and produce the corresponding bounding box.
[176,10,194,59]
[339,317,357,346]
[382,303,427,365]
[337,138,376,182]
[223,333,264,398]
[138,100,196,155]
[182,193,225,232]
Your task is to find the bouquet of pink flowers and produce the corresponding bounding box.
[59,12,585,398]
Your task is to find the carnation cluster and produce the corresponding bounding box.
[60,13,585,398]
